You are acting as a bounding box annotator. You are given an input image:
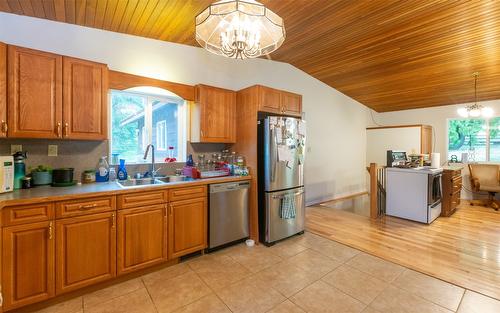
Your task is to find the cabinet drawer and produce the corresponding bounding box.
[56,196,115,218]
[3,203,54,226]
[169,185,207,202]
[451,176,462,193]
[118,190,168,209]
[451,190,461,207]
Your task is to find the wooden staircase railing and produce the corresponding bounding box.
[366,163,386,219]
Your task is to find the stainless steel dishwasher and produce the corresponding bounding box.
[208,181,250,250]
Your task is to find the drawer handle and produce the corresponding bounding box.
[79,203,98,210]
[48,222,53,240]
[111,213,115,228]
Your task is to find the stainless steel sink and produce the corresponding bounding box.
[116,178,165,188]
[116,176,192,188]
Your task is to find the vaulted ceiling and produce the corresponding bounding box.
[1,0,500,112]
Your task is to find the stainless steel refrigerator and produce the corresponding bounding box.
[258,115,306,245]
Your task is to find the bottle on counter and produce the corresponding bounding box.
[186,154,194,167]
[95,156,109,182]
[117,159,128,181]
[109,167,117,182]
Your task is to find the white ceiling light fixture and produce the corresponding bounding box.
[195,0,285,59]
[457,72,494,118]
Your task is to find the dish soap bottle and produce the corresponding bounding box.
[117,159,128,181]
[95,156,109,182]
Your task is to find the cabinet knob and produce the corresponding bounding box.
[63,123,69,137]
[111,213,116,228]
[1,120,7,133]
[48,222,53,240]
[56,122,62,137]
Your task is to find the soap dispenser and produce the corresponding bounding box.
[117,159,128,181]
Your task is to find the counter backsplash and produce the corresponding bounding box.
[0,139,229,182]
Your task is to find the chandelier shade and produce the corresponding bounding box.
[456,72,493,118]
[195,0,285,59]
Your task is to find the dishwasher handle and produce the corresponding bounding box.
[210,181,250,193]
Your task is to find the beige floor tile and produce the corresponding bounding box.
[187,253,251,290]
[361,307,382,313]
[284,249,342,276]
[346,252,405,282]
[216,275,285,313]
[309,238,360,262]
[393,269,465,311]
[370,285,453,313]
[224,244,282,273]
[290,280,365,313]
[289,232,330,248]
[83,278,144,309]
[267,238,308,259]
[141,263,192,286]
[322,264,388,304]
[266,300,305,313]
[253,260,323,297]
[147,271,212,313]
[173,294,231,313]
[85,288,156,313]
[457,290,500,313]
[34,296,83,313]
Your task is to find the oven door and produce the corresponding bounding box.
[428,173,442,207]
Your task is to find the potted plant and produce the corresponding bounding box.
[30,165,53,186]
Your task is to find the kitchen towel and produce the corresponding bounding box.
[280,194,296,219]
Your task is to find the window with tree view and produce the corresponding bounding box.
[448,118,500,162]
[110,89,187,164]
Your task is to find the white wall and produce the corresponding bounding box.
[0,12,370,204]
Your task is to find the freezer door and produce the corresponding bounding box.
[265,187,305,243]
[264,117,305,191]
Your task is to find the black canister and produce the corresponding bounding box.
[52,168,74,184]
[21,177,32,189]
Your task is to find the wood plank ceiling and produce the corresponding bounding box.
[1,0,499,112]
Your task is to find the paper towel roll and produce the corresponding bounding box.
[431,152,441,168]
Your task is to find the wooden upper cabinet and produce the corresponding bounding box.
[281,91,302,117]
[0,42,6,137]
[2,221,55,310]
[258,85,281,114]
[168,197,207,259]
[421,125,433,155]
[63,57,108,140]
[117,205,167,275]
[7,45,63,138]
[191,84,236,143]
[55,212,116,294]
[257,85,302,117]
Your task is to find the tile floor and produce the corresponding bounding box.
[32,232,500,313]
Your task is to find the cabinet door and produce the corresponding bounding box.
[56,212,116,294]
[258,86,281,114]
[168,197,207,259]
[2,221,55,310]
[0,42,6,137]
[7,45,63,138]
[63,57,108,140]
[281,91,302,117]
[420,125,433,154]
[196,85,236,143]
[117,205,166,275]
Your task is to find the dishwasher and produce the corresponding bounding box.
[208,181,250,250]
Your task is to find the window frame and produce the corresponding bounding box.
[109,89,187,164]
[446,117,496,162]
[156,120,167,151]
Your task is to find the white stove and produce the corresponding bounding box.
[386,167,443,224]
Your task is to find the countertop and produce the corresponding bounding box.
[0,175,252,207]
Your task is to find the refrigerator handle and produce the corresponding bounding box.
[271,127,278,182]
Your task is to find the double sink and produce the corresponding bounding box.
[117,176,192,188]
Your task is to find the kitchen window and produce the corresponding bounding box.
[110,88,187,164]
[447,117,500,162]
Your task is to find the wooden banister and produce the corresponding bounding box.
[369,163,377,219]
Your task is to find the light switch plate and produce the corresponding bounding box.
[10,144,22,155]
[48,145,58,157]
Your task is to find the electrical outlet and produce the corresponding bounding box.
[48,145,58,157]
[10,145,22,155]
[307,147,312,153]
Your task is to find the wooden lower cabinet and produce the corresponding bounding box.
[168,197,207,259]
[441,168,463,217]
[117,205,167,275]
[2,221,55,310]
[55,212,116,294]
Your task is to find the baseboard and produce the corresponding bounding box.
[307,191,368,207]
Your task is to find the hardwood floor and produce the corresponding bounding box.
[306,202,500,300]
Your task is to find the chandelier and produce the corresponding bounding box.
[457,72,494,118]
[195,0,285,59]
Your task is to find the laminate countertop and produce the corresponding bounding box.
[0,176,252,207]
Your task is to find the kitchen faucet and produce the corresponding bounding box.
[143,144,156,180]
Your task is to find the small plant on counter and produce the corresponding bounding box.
[30,165,53,186]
